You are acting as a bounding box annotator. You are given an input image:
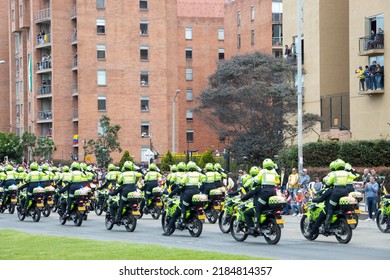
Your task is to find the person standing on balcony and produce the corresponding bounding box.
[367,30,375,50]
[376,63,383,90]
[364,65,371,91]
[369,61,378,90]
[355,66,365,91]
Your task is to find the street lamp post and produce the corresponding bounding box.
[297,0,304,175]
[172,89,180,154]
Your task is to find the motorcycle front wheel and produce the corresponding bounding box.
[230,216,248,242]
[161,212,175,236]
[188,219,203,237]
[334,218,353,244]
[124,215,137,232]
[263,218,281,245]
[105,213,114,230]
[17,206,25,221]
[95,203,104,216]
[218,210,231,233]
[376,209,389,233]
[300,215,319,241]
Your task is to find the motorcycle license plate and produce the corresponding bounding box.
[11,199,17,203]
[347,219,357,225]
[48,201,54,205]
[198,214,206,220]
[354,209,361,214]
[86,202,90,207]
[156,202,163,207]
[37,203,44,208]
[132,210,141,215]
[276,219,285,225]
[214,205,221,210]
[78,206,86,211]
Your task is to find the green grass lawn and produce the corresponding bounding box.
[0,230,266,260]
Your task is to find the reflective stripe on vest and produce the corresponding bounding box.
[121,172,137,184]
[334,171,348,186]
[205,172,215,183]
[262,170,276,186]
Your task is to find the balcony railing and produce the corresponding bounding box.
[36,33,51,47]
[359,34,384,54]
[272,13,283,22]
[70,6,77,19]
[73,84,78,95]
[73,109,78,119]
[357,75,384,95]
[272,37,283,47]
[38,110,52,120]
[72,32,77,43]
[38,85,52,96]
[35,8,51,23]
[37,60,52,71]
[72,58,78,69]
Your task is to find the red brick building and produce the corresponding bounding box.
[4,0,280,164]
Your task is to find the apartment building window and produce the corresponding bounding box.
[320,94,350,131]
[140,45,149,61]
[251,29,255,46]
[11,9,14,21]
[218,48,225,60]
[97,70,106,86]
[19,3,23,17]
[186,68,193,81]
[141,96,149,111]
[98,96,106,111]
[186,129,194,142]
[140,20,148,35]
[97,44,106,60]
[186,88,193,101]
[185,27,192,40]
[140,71,149,86]
[97,0,105,9]
[141,121,150,135]
[97,18,106,34]
[186,47,192,60]
[237,34,241,49]
[186,109,193,121]
[218,28,224,41]
[140,0,148,10]
[237,11,241,26]
[251,5,255,21]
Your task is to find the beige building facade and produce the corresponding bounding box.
[284,0,390,143]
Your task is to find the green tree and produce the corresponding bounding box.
[118,150,133,169]
[21,131,37,160]
[32,136,56,161]
[86,115,122,167]
[161,150,175,171]
[198,150,216,168]
[196,51,320,165]
[0,132,23,162]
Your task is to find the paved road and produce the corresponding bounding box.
[0,211,389,260]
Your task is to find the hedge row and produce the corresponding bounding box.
[278,140,390,168]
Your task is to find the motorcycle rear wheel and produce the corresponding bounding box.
[206,209,219,224]
[31,207,41,222]
[8,203,15,214]
[263,218,281,245]
[218,210,231,233]
[73,212,83,226]
[300,215,319,241]
[230,216,248,242]
[151,206,161,220]
[376,209,388,233]
[334,218,353,244]
[188,219,203,237]
[42,204,51,217]
[124,215,137,232]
